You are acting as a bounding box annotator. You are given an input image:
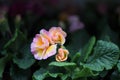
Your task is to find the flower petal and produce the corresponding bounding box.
[49,27,67,37]
[40,29,54,44]
[33,49,46,60]
[31,34,49,49]
[42,44,57,59]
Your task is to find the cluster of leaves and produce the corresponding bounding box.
[0,17,36,80]
[32,35,120,80]
[0,21,120,80]
[32,37,120,80]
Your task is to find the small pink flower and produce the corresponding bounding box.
[31,34,57,60]
[55,48,69,62]
[49,27,67,45]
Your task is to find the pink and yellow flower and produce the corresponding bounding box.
[31,27,69,61]
[49,27,67,45]
[55,48,69,62]
[31,34,57,60]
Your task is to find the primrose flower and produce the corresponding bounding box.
[31,34,57,60]
[31,27,69,61]
[49,27,67,45]
[55,48,69,62]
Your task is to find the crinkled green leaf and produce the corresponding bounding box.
[49,66,68,80]
[13,45,35,69]
[82,40,119,71]
[72,67,98,79]
[49,62,76,67]
[80,36,96,62]
[33,68,62,80]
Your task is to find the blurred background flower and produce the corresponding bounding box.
[68,15,84,32]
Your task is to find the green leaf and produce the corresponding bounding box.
[33,68,62,80]
[13,45,35,69]
[49,62,76,67]
[48,66,68,79]
[0,55,12,78]
[10,65,31,80]
[4,28,18,49]
[61,74,69,80]
[4,28,26,52]
[33,68,47,80]
[72,67,98,79]
[82,40,120,71]
[117,60,120,72]
[80,36,96,62]
[71,52,81,63]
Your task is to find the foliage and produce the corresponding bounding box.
[0,4,120,80]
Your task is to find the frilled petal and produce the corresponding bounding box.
[52,33,65,45]
[42,44,57,59]
[31,44,57,60]
[31,34,49,49]
[33,49,46,60]
[40,29,54,44]
[49,27,67,37]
